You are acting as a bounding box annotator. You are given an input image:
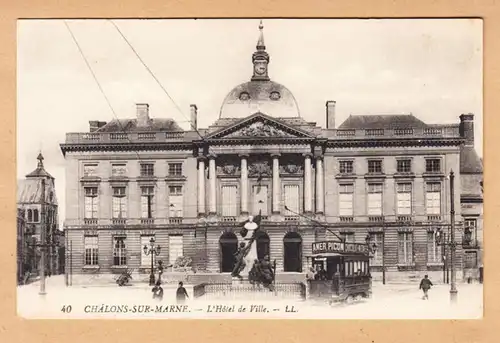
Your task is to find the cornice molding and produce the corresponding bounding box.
[327,138,463,149]
[60,142,193,156]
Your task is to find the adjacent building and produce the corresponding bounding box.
[459,114,483,280]
[60,23,483,282]
[17,208,26,284]
[17,153,63,278]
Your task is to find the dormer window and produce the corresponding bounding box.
[270,91,281,100]
[239,92,250,101]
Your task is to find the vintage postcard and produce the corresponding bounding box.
[16,18,483,319]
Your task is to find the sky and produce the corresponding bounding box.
[17,19,483,227]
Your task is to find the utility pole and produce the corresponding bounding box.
[449,170,458,302]
[39,178,46,295]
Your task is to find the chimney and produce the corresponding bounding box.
[190,104,198,131]
[89,120,107,132]
[136,103,150,127]
[459,113,474,147]
[326,100,336,129]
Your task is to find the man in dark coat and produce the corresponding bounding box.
[419,274,433,300]
[176,281,189,304]
[152,280,164,301]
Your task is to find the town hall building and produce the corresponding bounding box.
[60,22,483,283]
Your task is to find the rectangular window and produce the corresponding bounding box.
[426,183,441,215]
[168,163,183,176]
[140,186,155,218]
[140,163,154,177]
[283,184,300,216]
[338,184,354,216]
[340,232,355,243]
[168,185,183,217]
[370,233,383,265]
[464,251,478,269]
[84,187,99,219]
[339,160,354,174]
[141,235,155,266]
[84,235,99,266]
[367,160,383,174]
[396,183,412,215]
[427,231,443,264]
[396,159,412,173]
[221,185,238,217]
[398,232,413,264]
[367,183,383,216]
[111,163,127,177]
[113,236,127,266]
[464,218,477,243]
[426,158,441,173]
[169,235,183,265]
[252,185,269,216]
[112,187,127,219]
[83,164,98,177]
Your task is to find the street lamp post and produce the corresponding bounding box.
[143,237,161,286]
[435,170,458,303]
[449,170,458,302]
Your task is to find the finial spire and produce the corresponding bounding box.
[257,20,265,50]
[37,152,44,168]
[251,19,270,81]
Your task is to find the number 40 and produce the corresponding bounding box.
[61,305,72,313]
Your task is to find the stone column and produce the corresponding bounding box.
[315,156,324,214]
[208,155,217,215]
[240,154,249,215]
[197,157,206,216]
[272,153,281,214]
[304,153,313,213]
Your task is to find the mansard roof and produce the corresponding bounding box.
[96,118,183,132]
[460,146,483,174]
[338,114,428,129]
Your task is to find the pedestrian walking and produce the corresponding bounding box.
[419,274,433,300]
[176,281,189,304]
[152,280,164,301]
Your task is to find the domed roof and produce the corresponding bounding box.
[219,21,301,119]
[219,80,301,119]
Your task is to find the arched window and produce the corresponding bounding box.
[33,209,39,223]
[256,231,270,261]
[219,232,238,273]
[283,232,302,272]
[27,209,33,222]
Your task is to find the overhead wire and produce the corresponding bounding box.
[64,20,163,193]
[107,19,210,143]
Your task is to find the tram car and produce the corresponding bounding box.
[308,241,372,304]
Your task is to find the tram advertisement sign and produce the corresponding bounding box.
[311,241,369,255]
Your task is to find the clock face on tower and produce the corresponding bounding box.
[254,62,267,75]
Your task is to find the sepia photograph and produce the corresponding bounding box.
[16,18,483,319]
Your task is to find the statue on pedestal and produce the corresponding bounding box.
[231,211,262,279]
[231,212,275,291]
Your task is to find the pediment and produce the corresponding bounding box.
[206,113,314,140]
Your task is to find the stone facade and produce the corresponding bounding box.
[59,23,483,283]
[17,153,64,279]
